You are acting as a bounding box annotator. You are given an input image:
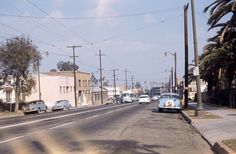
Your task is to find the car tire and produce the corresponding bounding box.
[159,108,163,112]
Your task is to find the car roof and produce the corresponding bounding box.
[161,93,179,96]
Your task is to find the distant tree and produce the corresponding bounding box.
[103,80,109,87]
[91,73,98,87]
[135,82,142,88]
[50,69,57,72]
[0,36,40,112]
[57,61,79,71]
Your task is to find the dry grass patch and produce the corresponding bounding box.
[184,109,222,119]
[223,139,236,152]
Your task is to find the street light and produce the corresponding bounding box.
[37,51,49,100]
[165,51,177,92]
[165,68,174,92]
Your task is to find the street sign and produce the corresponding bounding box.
[193,67,199,76]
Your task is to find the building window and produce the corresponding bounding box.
[60,86,62,93]
[66,86,69,93]
[78,80,81,87]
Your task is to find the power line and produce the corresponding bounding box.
[0,6,182,20]
[24,0,96,49]
[94,14,183,45]
[5,1,66,41]
[0,21,56,47]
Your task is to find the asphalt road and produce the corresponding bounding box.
[0,102,213,154]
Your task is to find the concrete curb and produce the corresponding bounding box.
[180,110,235,154]
[213,142,236,154]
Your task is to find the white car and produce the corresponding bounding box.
[152,95,160,101]
[139,95,150,104]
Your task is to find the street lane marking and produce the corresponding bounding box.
[0,103,136,130]
[0,135,26,144]
[0,103,139,144]
[49,122,74,130]
[85,115,99,120]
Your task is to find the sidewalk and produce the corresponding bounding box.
[0,111,24,119]
[181,102,236,154]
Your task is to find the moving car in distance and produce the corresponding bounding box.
[152,95,160,101]
[158,93,182,112]
[139,95,150,104]
[52,100,72,111]
[22,100,48,114]
[121,90,134,103]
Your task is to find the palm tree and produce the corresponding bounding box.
[201,0,236,107]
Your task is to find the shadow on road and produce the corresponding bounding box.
[86,139,169,154]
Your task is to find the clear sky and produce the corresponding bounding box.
[0,0,215,88]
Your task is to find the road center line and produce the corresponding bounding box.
[0,135,26,144]
[49,122,74,130]
[0,103,135,130]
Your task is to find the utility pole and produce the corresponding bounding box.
[37,51,49,100]
[165,52,177,93]
[37,59,42,100]
[97,49,105,104]
[67,45,81,107]
[191,0,203,116]
[125,68,128,90]
[171,67,174,93]
[112,69,119,103]
[174,52,177,92]
[131,75,134,92]
[184,3,189,109]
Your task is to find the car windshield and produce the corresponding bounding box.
[140,96,148,98]
[29,101,37,105]
[161,94,180,99]
[55,101,64,105]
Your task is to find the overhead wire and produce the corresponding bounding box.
[94,14,183,45]
[24,0,99,51]
[3,1,66,42]
[0,6,182,20]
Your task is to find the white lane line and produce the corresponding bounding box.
[85,115,99,120]
[49,122,74,130]
[0,135,26,144]
[0,103,134,130]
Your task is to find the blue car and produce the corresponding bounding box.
[158,93,182,112]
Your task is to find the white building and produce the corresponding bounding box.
[26,74,75,108]
[104,86,121,98]
[188,79,208,100]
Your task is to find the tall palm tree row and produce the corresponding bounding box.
[200,0,236,107]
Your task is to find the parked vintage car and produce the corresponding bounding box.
[22,100,48,114]
[139,95,151,104]
[158,93,182,112]
[52,100,72,111]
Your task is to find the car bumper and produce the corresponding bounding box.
[158,106,181,109]
[23,109,38,113]
[52,107,63,111]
